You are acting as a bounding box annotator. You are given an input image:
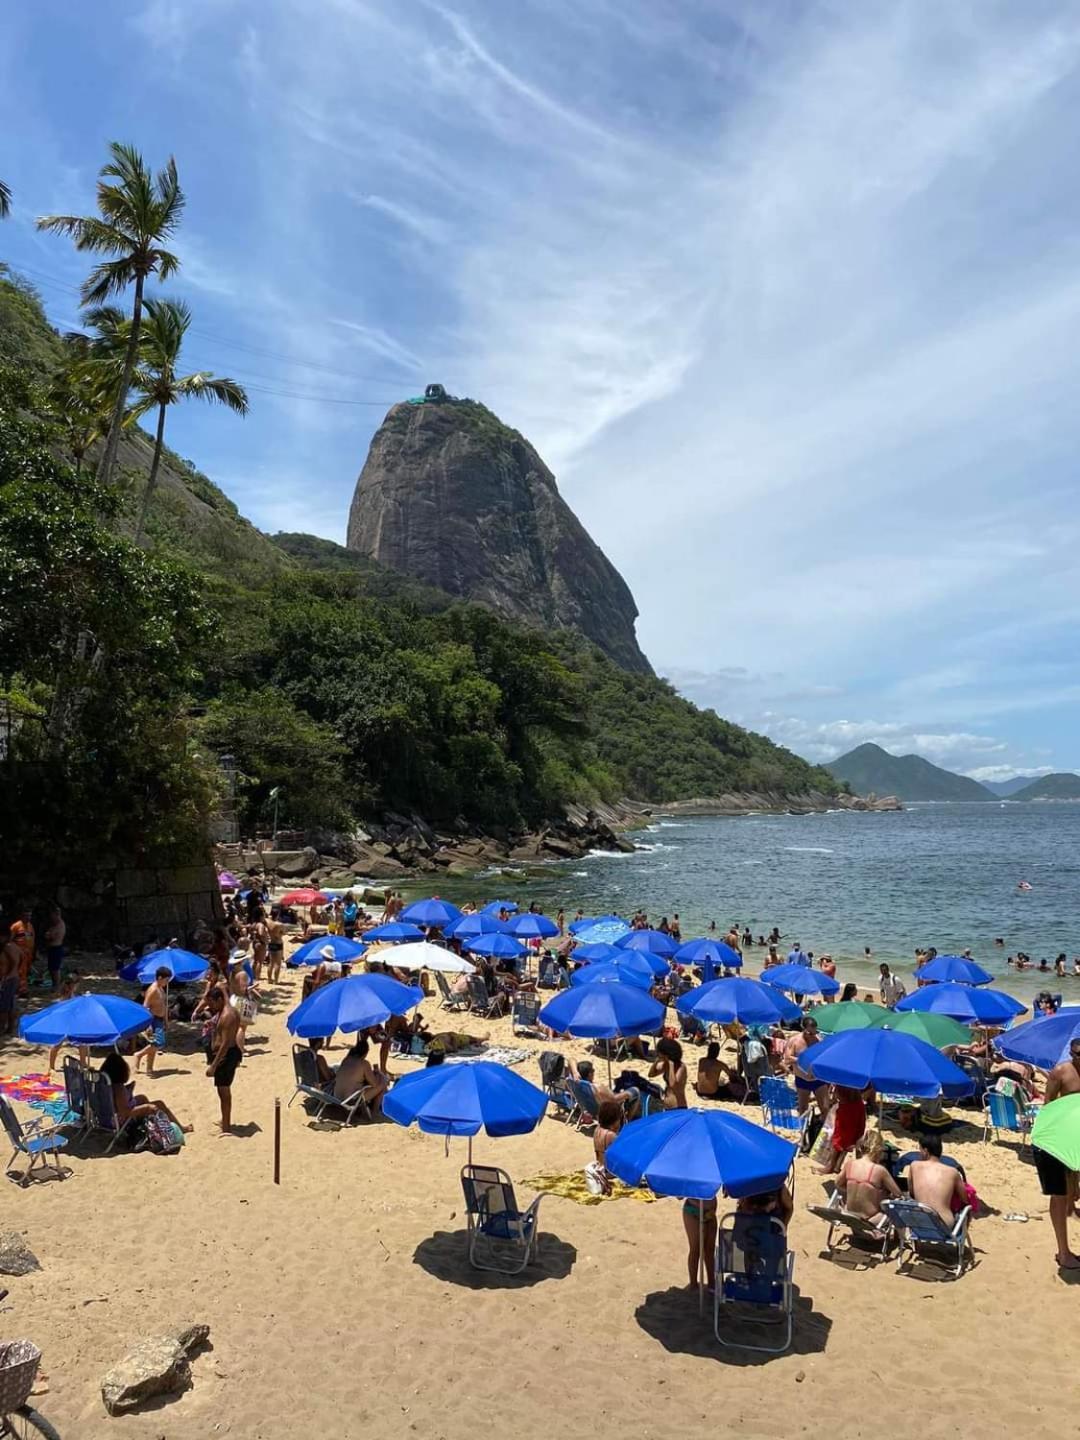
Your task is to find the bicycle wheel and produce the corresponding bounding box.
[2,1403,61,1438]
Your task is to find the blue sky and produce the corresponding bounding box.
[4,0,1080,780]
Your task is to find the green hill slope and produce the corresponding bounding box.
[1011,772,1080,802]
[827,742,992,801]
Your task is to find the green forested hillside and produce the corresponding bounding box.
[1010,772,1080,801]
[827,742,991,801]
[1,263,838,845]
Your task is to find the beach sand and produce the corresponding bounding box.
[1,955,1076,1439]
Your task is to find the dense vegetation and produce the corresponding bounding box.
[1009,773,1080,802]
[1,146,837,861]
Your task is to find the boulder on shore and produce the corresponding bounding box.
[0,1232,40,1276]
[100,1323,209,1416]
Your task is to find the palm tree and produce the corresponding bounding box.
[49,339,115,475]
[36,142,184,491]
[0,180,11,218]
[127,297,248,542]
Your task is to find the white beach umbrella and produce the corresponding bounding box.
[379,941,475,974]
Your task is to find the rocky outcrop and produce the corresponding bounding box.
[101,1322,209,1416]
[655,790,903,816]
[346,397,652,673]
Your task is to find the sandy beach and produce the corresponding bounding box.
[1,949,1077,1440]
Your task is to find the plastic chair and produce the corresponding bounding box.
[881,1198,973,1278]
[714,1213,795,1353]
[806,1191,893,1259]
[982,1090,1032,1148]
[287,1045,372,1125]
[759,1077,805,1139]
[460,1164,542,1273]
[0,1095,69,1186]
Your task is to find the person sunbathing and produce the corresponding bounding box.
[907,1133,969,1225]
[332,1038,387,1112]
[99,1053,192,1135]
[695,1042,746,1102]
[835,1131,901,1225]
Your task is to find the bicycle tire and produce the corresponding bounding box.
[3,1403,62,1438]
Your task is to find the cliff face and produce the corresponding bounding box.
[346,398,652,673]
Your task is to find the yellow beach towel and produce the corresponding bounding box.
[523,1171,660,1206]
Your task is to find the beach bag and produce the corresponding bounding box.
[584,1161,612,1197]
[143,1112,184,1155]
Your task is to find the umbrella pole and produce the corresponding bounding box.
[607,1046,613,1088]
[468,1135,473,1170]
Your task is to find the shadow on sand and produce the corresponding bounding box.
[413,1229,577,1289]
[635,1284,831,1363]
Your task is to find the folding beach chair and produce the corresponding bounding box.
[567,1078,599,1131]
[86,1073,140,1154]
[982,1089,1033,1149]
[511,992,541,1036]
[466,976,503,1019]
[60,1056,93,1135]
[759,1077,805,1140]
[460,1164,543,1274]
[538,956,558,989]
[881,1198,973,1278]
[287,1045,371,1126]
[714,1213,795,1353]
[0,1095,69,1187]
[537,1051,575,1122]
[435,971,467,1012]
[806,1191,893,1260]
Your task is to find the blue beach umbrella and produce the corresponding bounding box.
[361,921,424,944]
[463,932,527,961]
[994,1008,1080,1070]
[538,984,665,1039]
[119,946,208,984]
[506,913,559,940]
[617,928,678,959]
[19,994,154,1047]
[804,1029,974,1099]
[896,982,1027,1025]
[384,1061,548,1139]
[917,954,993,986]
[676,978,801,1027]
[286,973,423,1038]
[607,1106,798,1200]
[569,959,654,990]
[399,897,462,929]
[289,934,368,966]
[674,938,743,980]
[574,918,632,945]
[571,941,624,964]
[446,913,506,941]
[481,899,519,915]
[759,963,840,997]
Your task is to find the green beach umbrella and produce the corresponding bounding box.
[874,1011,973,1049]
[1030,1094,1080,1171]
[814,1001,890,1033]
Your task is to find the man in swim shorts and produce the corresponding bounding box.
[1035,1039,1080,1270]
[206,987,242,1133]
[784,1016,828,1114]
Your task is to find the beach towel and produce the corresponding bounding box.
[523,1170,661,1206]
[0,1073,71,1123]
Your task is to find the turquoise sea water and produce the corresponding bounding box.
[433,802,1080,1003]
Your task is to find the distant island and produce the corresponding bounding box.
[825,742,1080,803]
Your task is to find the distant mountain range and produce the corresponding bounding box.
[825,743,1080,803]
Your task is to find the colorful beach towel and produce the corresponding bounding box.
[523,1170,661,1206]
[0,1073,71,1122]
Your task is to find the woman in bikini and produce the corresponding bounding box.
[650,1037,688,1109]
[682,1195,717,1290]
[835,1131,901,1224]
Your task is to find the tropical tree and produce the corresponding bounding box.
[126,297,248,542]
[48,332,115,474]
[0,180,11,218]
[36,142,184,491]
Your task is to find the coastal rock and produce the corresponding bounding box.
[269,847,318,878]
[100,1323,209,1416]
[346,397,652,674]
[0,1232,41,1276]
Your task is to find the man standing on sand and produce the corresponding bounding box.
[1034,1038,1080,1270]
[205,986,242,1133]
[10,905,35,997]
[908,1134,968,1225]
[133,967,170,1077]
[879,962,906,1008]
[783,1016,828,1115]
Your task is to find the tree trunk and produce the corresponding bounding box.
[95,270,145,491]
[133,400,168,545]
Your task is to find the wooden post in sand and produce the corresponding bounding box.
[273,1097,281,1184]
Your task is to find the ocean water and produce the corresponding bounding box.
[435,803,1080,1001]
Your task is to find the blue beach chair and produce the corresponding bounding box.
[460,1164,543,1274]
[759,1077,805,1140]
[0,1095,69,1186]
[882,1198,973,1278]
[714,1213,795,1353]
[982,1090,1033,1149]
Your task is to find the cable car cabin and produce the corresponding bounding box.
[424,383,448,401]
